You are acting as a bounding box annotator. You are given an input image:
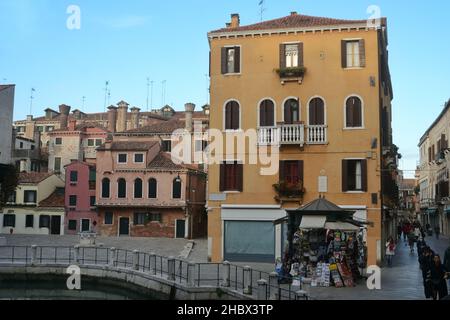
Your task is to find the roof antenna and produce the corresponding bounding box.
[259,0,266,22]
[103,81,109,112]
[29,88,36,115]
[82,96,86,112]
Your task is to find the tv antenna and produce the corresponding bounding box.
[146,77,150,112]
[103,81,109,112]
[29,88,36,115]
[82,96,86,112]
[161,80,167,106]
[259,0,266,21]
[107,89,111,106]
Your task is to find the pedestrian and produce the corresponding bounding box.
[435,226,440,240]
[407,232,416,254]
[414,226,421,241]
[385,237,396,267]
[419,247,434,299]
[426,255,448,300]
[444,242,450,289]
[397,225,403,241]
[403,223,409,242]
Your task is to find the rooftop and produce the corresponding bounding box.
[122,120,185,135]
[39,188,65,208]
[18,172,53,184]
[148,152,200,171]
[98,141,159,152]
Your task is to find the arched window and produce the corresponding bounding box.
[134,178,143,199]
[148,178,157,199]
[259,100,275,127]
[284,99,299,124]
[173,178,182,199]
[117,178,127,199]
[101,178,110,198]
[346,96,363,128]
[225,101,240,130]
[309,97,325,126]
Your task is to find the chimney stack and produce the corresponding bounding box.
[59,104,71,130]
[68,119,77,131]
[230,14,240,28]
[107,106,118,133]
[290,11,298,16]
[117,101,129,132]
[130,107,141,129]
[185,103,196,132]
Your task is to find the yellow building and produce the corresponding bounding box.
[207,12,397,266]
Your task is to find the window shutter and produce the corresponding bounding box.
[359,39,366,67]
[317,99,324,125]
[267,101,274,126]
[298,161,304,183]
[309,101,316,125]
[232,102,240,129]
[221,47,227,74]
[342,160,349,192]
[234,46,241,73]
[361,160,368,192]
[298,43,304,67]
[237,164,243,192]
[279,161,285,182]
[284,103,292,124]
[220,164,226,192]
[341,40,347,68]
[280,44,286,69]
[225,103,232,130]
[259,101,266,127]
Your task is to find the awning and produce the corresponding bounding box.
[273,216,288,225]
[325,222,360,231]
[300,215,327,229]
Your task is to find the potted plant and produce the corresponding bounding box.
[275,66,307,78]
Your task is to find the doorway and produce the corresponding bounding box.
[81,219,90,233]
[176,220,185,239]
[119,217,130,236]
[50,216,61,235]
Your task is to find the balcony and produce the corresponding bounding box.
[258,124,327,146]
[273,181,306,204]
[276,67,306,85]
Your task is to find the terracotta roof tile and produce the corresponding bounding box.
[210,13,368,34]
[39,188,65,208]
[124,120,185,134]
[148,152,199,171]
[18,172,53,184]
[98,141,159,151]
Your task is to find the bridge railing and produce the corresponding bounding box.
[0,245,308,300]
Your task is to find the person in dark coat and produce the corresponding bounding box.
[426,255,448,300]
[397,225,403,241]
[419,247,434,299]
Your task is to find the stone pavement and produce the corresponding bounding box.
[1,235,208,263]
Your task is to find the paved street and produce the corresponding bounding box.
[1,234,449,300]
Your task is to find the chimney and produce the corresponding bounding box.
[230,14,240,28]
[26,115,33,121]
[68,119,77,131]
[117,101,129,132]
[130,107,141,129]
[290,11,298,16]
[185,103,196,132]
[59,104,71,130]
[107,106,118,133]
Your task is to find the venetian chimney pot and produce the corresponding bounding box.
[59,104,71,130]
[130,107,141,129]
[185,103,196,132]
[230,14,240,28]
[107,105,118,133]
[117,101,129,132]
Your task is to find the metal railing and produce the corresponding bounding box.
[0,245,307,300]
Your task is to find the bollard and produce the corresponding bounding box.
[257,279,268,300]
[222,261,230,287]
[133,250,139,271]
[167,257,176,281]
[31,245,37,266]
[295,290,308,301]
[74,245,80,264]
[269,272,279,300]
[243,266,252,295]
[149,252,156,275]
[187,262,196,287]
[109,247,116,267]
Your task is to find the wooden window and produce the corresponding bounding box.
[54,157,62,172]
[104,212,113,225]
[69,195,77,207]
[345,96,363,128]
[3,214,15,228]
[24,190,37,204]
[55,138,63,145]
[219,161,243,192]
[342,160,368,192]
[117,178,127,198]
[25,215,34,228]
[149,213,162,223]
[221,46,241,74]
[284,99,299,125]
[118,154,127,164]
[39,215,50,228]
[279,161,304,186]
[162,141,172,152]
[342,39,365,68]
[148,178,157,199]
[173,178,182,199]
[70,171,78,183]
[309,98,325,126]
[102,178,110,198]
[90,196,96,207]
[68,220,77,230]
[225,101,240,130]
[133,213,146,226]
[259,100,275,127]
[280,43,303,69]
[134,179,143,199]
[87,139,95,147]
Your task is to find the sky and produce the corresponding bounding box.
[1,0,450,178]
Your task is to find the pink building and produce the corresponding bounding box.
[96,140,207,239]
[64,161,98,234]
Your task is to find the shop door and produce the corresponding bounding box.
[176,220,186,238]
[81,219,90,232]
[119,218,129,236]
[224,221,275,263]
[50,216,61,235]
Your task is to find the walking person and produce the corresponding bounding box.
[419,247,434,299]
[435,226,440,240]
[426,255,448,300]
[385,237,396,267]
[444,242,450,290]
[397,224,403,241]
[407,231,416,254]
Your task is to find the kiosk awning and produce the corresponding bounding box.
[300,216,327,229]
[325,222,360,231]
